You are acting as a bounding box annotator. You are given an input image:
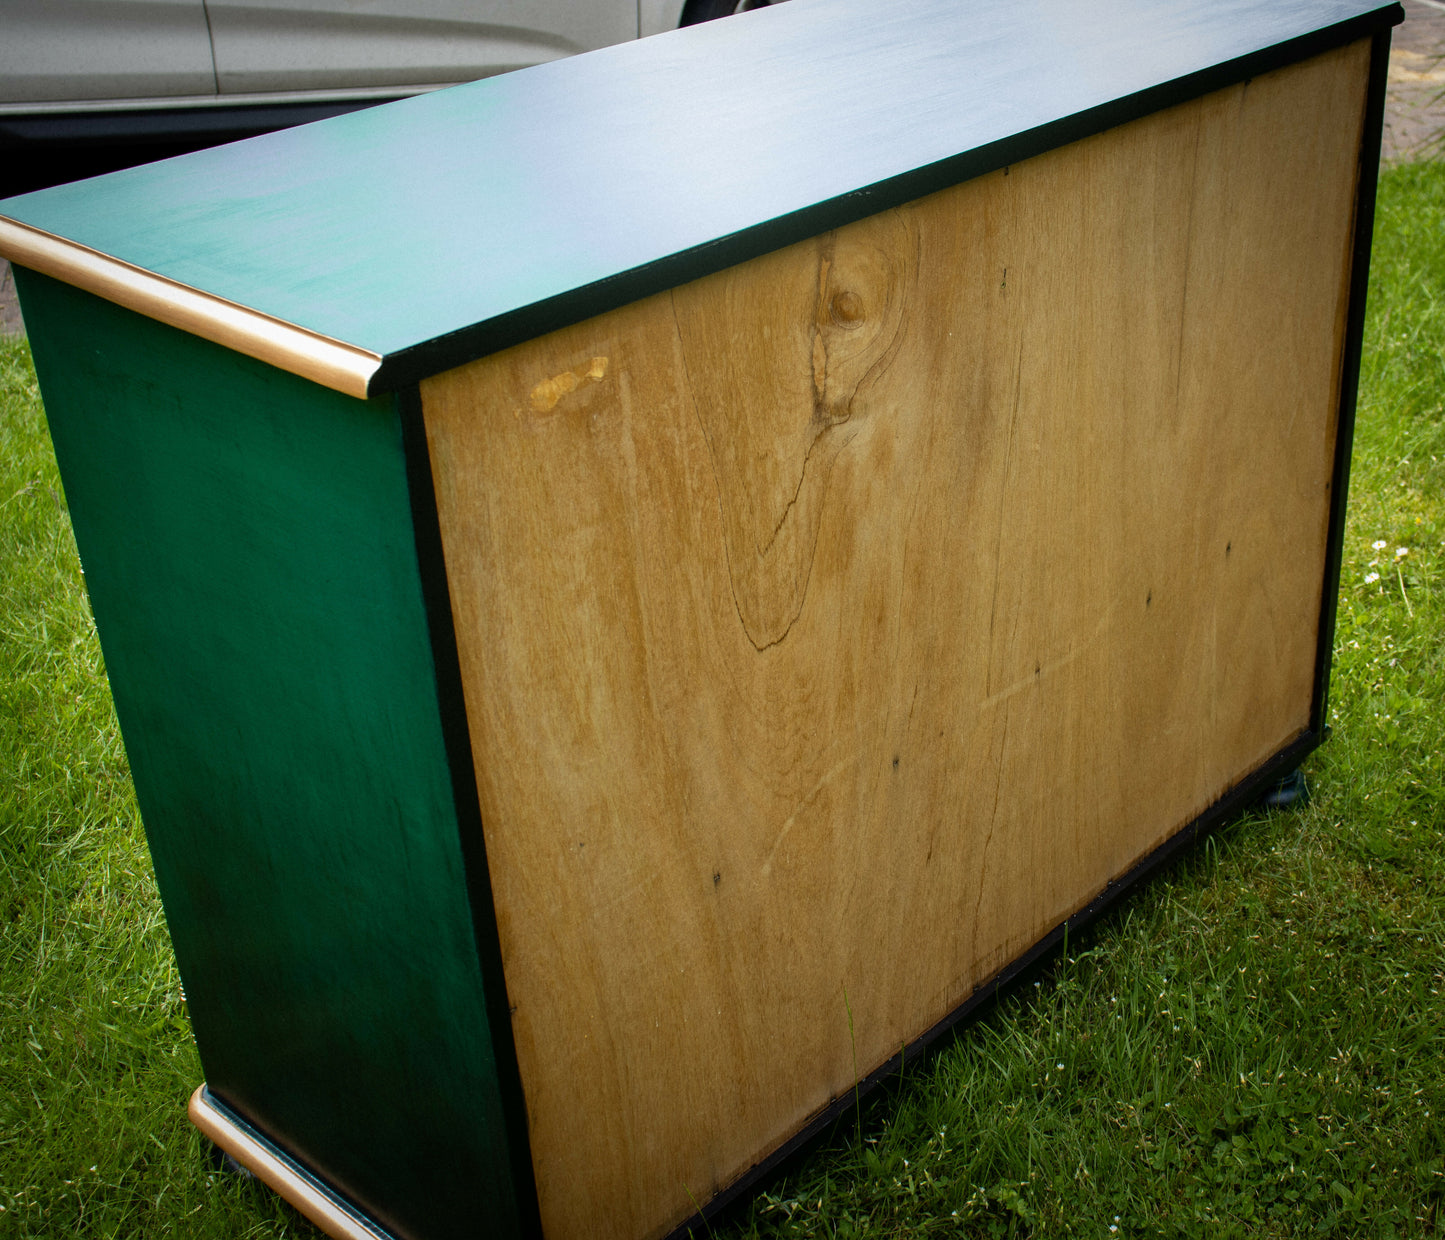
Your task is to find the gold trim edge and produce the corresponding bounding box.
[188,1085,393,1240]
[0,216,381,400]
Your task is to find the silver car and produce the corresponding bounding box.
[0,0,777,190]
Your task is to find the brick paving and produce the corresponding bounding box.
[1384,0,1445,162]
[3,7,1444,340]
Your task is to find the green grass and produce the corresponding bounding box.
[0,332,304,1236]
[3,158,1444,1239]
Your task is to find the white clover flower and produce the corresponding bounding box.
[1365,572,1380,584]
[1372,539,1388,550]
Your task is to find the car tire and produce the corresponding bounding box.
[679,0,776,26]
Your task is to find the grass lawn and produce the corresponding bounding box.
[3,157,1443,1239]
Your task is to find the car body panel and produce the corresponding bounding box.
[205,0,639,94]
[0,0,759,193]
[639,0,687,38]
[0,0,216,103]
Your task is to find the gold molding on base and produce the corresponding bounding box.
[0,217,381,399]
[187,1085,391,1240]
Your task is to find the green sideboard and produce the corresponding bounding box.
[1,1,1403,1236]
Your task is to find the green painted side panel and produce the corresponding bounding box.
[17,269,524,1240]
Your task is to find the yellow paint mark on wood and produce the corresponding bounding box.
[529,356,610,412]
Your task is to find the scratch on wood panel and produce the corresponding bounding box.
[985,337,1026,693]
[1174,111,1202,406]
[666,285,857,654]
[760,753,859,878]
[755,422,858,560]
[667,218,915,652]
[971,701,1012,939]
[977,602,1116,712]
[666,288,788,652]
[528,356,608,413]
[890,460,926,717]
[1209,601,1219,738]
[886,224,931,721]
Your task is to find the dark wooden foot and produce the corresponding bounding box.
[1257,767,1309,810]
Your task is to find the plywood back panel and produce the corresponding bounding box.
[421,41,1368,1240]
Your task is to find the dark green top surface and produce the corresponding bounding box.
[0,0,1402,385]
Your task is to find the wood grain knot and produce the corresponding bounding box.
[672,213,915,649]
[829,290,865,327]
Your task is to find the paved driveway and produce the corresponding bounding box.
[1384,0,1445,160]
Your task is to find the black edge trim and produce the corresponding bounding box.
[365,3,1403,395]
[1311,26,1393,734]
[0,98,397,148]
[663,730,1325,1240]
[199,1086,403,1240]
[397,385,545,1240]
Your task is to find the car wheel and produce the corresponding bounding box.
[679,0,777,26]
